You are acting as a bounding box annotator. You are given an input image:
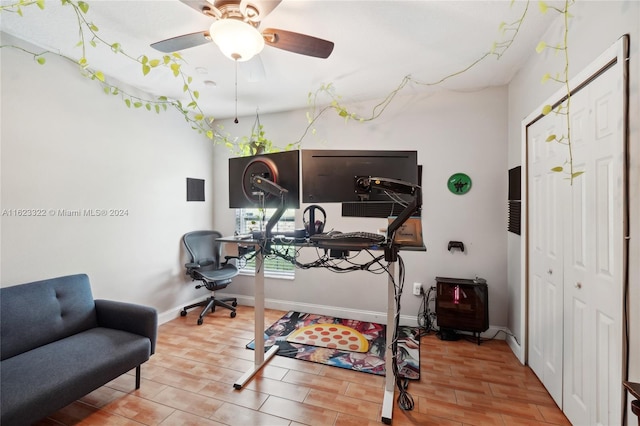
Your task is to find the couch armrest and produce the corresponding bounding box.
[94,300,158,354]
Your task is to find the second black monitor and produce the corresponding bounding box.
[301,149,419,203]
[229,150,301,209]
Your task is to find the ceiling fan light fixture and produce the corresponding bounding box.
[209,19,264,62]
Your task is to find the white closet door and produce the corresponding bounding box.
[562,59,624,426]
[527,108,566,407]
[525,37,626,426]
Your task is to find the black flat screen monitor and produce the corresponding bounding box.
[229,150,300,209]
[301,149,419,203]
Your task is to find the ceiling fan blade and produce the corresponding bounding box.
[240,0,282,21]
[151,31,211,53]
[262,28,334,59]
[179,0,220,17]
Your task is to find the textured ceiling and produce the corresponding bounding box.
[0,0,560,120]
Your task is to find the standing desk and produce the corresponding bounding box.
[220,235,421,424]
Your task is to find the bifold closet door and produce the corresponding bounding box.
[526,37,626,426]
[561,54,624,426]
[527,107,566,407]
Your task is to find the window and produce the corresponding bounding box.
[235,208,296,278]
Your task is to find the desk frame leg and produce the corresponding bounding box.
[233,247,278,389]
[381,262,396,424]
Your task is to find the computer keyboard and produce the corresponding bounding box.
[310,231,385,248]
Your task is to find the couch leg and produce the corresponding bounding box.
[135,365,141,389]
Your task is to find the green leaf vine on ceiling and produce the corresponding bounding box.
[300,0,533,141]
[536,0,581,182]
[1,0,224,142]
[221,111,301,156]
[2,0,575,168]
[301,0,577,181]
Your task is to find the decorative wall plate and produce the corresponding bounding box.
[448,173,472,195]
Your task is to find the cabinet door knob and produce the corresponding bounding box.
[548,269,553,275]
[575,282,582,289]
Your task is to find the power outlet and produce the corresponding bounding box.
[413,282,422,296]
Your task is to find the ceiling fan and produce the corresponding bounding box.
[150,0,335,61]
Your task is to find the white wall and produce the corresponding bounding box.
[1,33,509,330]
[1,34,216,319]
[213,86,510,329]
[506,0,639,414]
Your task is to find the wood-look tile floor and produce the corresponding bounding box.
[35,306,571,425]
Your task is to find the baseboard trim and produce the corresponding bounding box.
[506,329,525,364]
[160,294,502,338]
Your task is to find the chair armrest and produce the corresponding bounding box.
[95,299,158,354]
[223,255,240,265]
[185,262,200,276]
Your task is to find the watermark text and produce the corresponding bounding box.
[1,208,129,217]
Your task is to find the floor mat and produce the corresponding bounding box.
[247,311,420,379]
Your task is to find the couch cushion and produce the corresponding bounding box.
[0,327,151,426]
[0,274,98,360]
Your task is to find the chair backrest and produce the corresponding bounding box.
[183,230,224,272]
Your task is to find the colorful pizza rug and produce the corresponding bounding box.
[247,311,420,379]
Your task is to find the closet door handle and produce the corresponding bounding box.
[575,282,582,289]
[548,269,553,275]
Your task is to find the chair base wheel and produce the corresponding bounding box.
[232,301,238,307]
[230,311,237,318]
[180,310,187,317]
[197,318,204,325]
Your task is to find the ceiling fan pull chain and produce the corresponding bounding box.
[233,55,239,123]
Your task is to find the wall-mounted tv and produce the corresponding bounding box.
[228,150,300,209]
[301,149,419,205]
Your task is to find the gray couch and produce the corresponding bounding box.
[0,274,158,426]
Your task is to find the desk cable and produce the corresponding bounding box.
[239,241,416,411]
[389,255,415,411]
[293,247,387,273]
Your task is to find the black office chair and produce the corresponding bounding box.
[181,230,238,325]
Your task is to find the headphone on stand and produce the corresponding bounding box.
[303,205,326,236]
